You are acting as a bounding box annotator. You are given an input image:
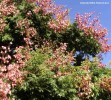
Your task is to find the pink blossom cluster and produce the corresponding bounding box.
[17,0,69,33]
[100,77,111,92]
[46,43,74,77]
[48,9,69,33]
[98,62,105,68]
[0,0,18,16]
[0,45,29,99]
[16,18,30,30]
[0,18,6,32]
[0,79,11,100]
[16,18,36,37]
[77,73,92,99]
[29,0,70,33]
[75,13,111,52]
[0,0,18,33]
[16,19,36,48]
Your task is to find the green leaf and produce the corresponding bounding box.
[2,34,13,42]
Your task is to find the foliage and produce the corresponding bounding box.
[0,0,111,100]
[12,47,111,100]
[12,45,78,100]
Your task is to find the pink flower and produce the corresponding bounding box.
[75,13,111,52]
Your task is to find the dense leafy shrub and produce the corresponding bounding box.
[12,46,111,100]
[12,47,78,100]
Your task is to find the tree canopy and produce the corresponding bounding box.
[0,0,111,100]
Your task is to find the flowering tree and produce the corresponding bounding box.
[0,0,70,99]
[75,13,111,53]
[0,0,111,100]
[55,13,111,65]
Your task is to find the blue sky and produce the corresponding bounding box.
[54,0,111,65]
